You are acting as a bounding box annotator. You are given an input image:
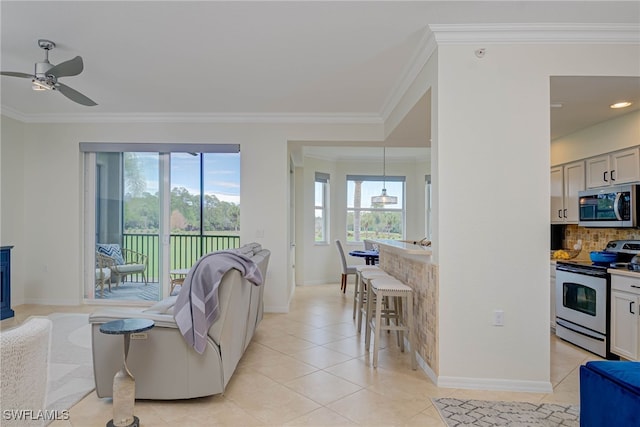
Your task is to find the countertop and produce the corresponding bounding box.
[373,239,432,256]
[608,268,640,278]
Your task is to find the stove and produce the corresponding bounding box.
[555,240,640,359]
[557,240,640,272]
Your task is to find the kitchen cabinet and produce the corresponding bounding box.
[610,273,640,360]
[550,161,585,223]
[586,148,640,189]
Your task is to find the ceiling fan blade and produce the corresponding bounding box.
[0,71,33,79]
[56,82,97,106]
[47,56,83,78]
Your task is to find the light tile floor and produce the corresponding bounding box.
[5,284,600,426]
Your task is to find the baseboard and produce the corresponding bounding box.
[264,304,289,313]
[298,280,338,286]
[437,375,553,393]
[20,297,82,306]
[415,349,439,385]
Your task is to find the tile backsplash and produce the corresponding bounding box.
[564,224,640,254]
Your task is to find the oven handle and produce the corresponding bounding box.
[614,192,623,220]
[556,318,605,342]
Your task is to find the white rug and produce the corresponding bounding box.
[45,313,94,415]
[432,398,579,426]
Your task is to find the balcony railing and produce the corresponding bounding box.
[122,233,241,282]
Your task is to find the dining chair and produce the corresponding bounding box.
[335,239,357,294]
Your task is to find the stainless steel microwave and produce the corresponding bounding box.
[578,184,640,227]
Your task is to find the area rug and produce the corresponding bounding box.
[432,398,579,426]
[45,313,94,415]
[94,280,160,301]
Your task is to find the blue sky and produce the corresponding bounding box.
[135,153,240,205]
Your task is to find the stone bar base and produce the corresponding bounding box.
[376,240,439,374]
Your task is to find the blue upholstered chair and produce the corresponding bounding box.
[580,360,640,426]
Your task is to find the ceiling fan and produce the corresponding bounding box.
[0,39,97,106]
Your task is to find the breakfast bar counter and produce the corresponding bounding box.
[371,239,439,376]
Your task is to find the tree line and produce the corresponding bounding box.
[124,187,239,233]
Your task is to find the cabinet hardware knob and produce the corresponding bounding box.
[611,170,616,181]
[604,171,609,182]
[563,209,567,218]
[630,301,635,315]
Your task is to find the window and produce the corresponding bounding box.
[82,143,240,301]
[346,175,405,242]
[315,172,330,243]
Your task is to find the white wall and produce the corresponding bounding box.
[297,153,428,285]
[551,110,640,166]
[0,119,383,311]
[433,43,639,391]
[0,116,26,305]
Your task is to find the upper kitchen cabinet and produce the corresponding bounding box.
[586,148,640,189]
[551,161,585,223]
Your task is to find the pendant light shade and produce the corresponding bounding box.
[371,147,398,205]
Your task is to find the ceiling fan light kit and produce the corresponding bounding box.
[0,38,97,106]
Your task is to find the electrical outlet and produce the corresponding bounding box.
[130,333,148,340]
[493,310,504,326]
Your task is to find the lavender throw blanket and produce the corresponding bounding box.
[173,251,263,354]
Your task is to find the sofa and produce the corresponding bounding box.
[89,243,270,400]
[579,360,640,426]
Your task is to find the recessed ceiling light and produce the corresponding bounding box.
[550,103,563,109]
[610,101,632,109]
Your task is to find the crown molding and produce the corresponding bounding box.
[0,106,29,122]
[0,110,384,125]
[379,30,437,121]
[429,23,640,45]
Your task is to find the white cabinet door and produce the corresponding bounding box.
[611,290,639,360]
[564,161,585,223]
[586,148,640,189]
[550,162,584,223]
[550,167,564,223]
[586,155,610,188]
[611,148,640,185]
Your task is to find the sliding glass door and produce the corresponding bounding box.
[83,144,240,302]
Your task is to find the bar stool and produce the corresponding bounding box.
[365,277,417,370]
[353,265,381,319]
[357,268,391,333]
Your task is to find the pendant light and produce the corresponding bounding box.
[371,147,398,205]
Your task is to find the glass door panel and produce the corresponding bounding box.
[91,152,161,301]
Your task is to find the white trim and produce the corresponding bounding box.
[415,348,439,386]
[437,375,553,394]
[21,297,83,306]
[2,111,384,125]
[264,304,290,313]
[430,23,640,45]
[0,106,28,122]
[380,31,437,121]
[407,338,553,393]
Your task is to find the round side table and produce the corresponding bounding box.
[99,318,154,427]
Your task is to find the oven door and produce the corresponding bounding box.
[556,268,607,334]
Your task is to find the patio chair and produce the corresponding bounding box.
[96,243,148,286]
[95,252,113,297]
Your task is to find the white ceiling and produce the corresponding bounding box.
[1,1,639,152]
